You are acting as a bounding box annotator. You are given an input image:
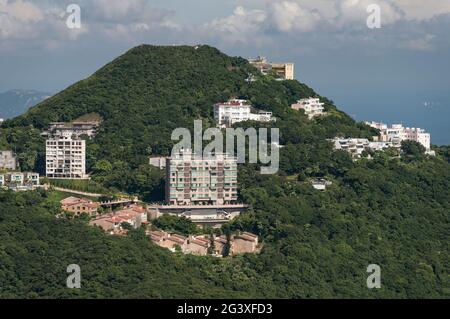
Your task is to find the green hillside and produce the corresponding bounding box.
[0,45,449,298]
[2,45,376,198]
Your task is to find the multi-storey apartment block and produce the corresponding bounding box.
[214,99,275,127]
[0,150,17,170]
[291,98,326,119]
[248,56,295,80]
[46,135,87,179]
[165,150,238,206]
[366,121,432,151]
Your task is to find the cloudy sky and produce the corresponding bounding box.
[1,0,449,143]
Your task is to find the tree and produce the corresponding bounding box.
[401,140,426,161]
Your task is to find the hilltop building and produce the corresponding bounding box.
[291,98,326,119]
[365,121,432,152]
[214,99,275,127]
[0,172,40,191]
[248,56,295,80]
[0,150,17,170]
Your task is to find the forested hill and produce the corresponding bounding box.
[0,45,449,299]
[1,44,376,196]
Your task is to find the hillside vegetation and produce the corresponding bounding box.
[0,45,448,298]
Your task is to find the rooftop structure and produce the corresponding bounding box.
[248,56,295,80]
[148,204,247,228]
[42,119,101,139]
[311,179,333,191]
[291,98,326,119]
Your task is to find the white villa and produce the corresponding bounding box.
[291,98,326,119]
[214,99,275,127]
[366,121,433,154]
[332,138,396,160]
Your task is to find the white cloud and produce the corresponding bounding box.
[0,0,43,22]
[1,0,449,53]
[87,0,180,40]
[90,0,146,21]
[204,6,267,44]
[0,0,43,39]
[334,0,404,27]
[269,1,321,32]
[400,34,436,51]
[395,0,450,20]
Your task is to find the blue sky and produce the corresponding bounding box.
[1,0,449,144]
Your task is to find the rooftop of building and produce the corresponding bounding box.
[60,196,92,205]
[189,238,209,248]
[235,232,259,242]
[214,99,251,107]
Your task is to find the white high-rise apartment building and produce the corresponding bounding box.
[366,121,432,150]
[165,150,238,206]
[291,98,326,119]
[214,99,274,127]
[46,135,87,179]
